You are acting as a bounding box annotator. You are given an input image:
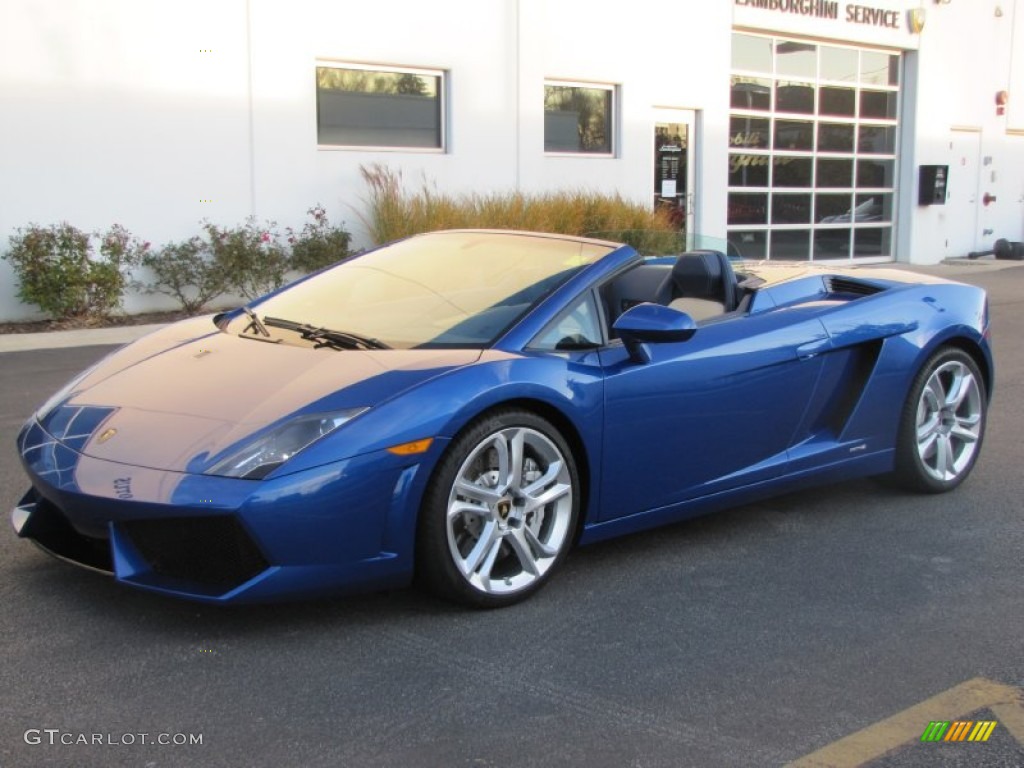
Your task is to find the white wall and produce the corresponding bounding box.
[516,0,732,237]
[243,0,731,240]
[0,0,734,321]
[245,0,523,240]
[904,0,1024,263]
[0,0,252,318]
[1,0,1022,319]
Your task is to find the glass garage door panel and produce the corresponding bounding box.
[728,33,899,261]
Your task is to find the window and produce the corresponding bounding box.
[316,63,444,150]
[728,34,900,261]
[544,82,615,154]
[530,293,603,351]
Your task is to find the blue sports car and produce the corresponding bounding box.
[12,230,992,607]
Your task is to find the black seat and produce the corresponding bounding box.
[604,264,673,323]
[662,250,738,321]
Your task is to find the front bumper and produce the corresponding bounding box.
[14,418,443,603]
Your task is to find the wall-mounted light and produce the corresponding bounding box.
[996,90,1009,115]
[933,0,951,5]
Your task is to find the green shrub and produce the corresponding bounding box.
[138,236,229,315]
[359,163,678,245]
[287,205,352,273]
[136,209,352,314]
[203,218,289,301]
[3,222,147,321]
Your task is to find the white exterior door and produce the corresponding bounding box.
[946,130,981,258]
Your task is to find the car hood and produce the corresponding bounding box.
[40,317,481,472]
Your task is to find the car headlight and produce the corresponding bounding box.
[207,408,368,480]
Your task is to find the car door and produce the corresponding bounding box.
[598,307,829,522]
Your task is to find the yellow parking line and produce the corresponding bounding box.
[787,677,1024,767]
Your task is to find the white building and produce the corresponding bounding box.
[1,0,1022,320]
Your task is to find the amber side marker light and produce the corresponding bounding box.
[387,438,434,456]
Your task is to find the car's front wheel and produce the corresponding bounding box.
[892,347,987,493]
[417,409,579,608]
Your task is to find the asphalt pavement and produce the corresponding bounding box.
[1,261,1022,768]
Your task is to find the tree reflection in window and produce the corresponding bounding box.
[316,65,442,148]
[316,68,437,97]
[544,84,613,154]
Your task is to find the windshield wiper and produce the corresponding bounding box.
[240,306,270,337]
[263,316,390,350]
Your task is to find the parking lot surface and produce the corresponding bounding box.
[1,264,1022,767]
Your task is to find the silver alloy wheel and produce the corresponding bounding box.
[446,426,573,595]
[915,359,983,482]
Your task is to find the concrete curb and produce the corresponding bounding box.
[0,323,168,354]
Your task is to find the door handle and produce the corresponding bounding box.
[797,338,831,360]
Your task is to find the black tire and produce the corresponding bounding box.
[416,409,580,608]
[890,347,987,493]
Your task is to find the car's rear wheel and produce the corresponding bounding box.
[892,347,986,493]
[417,409,579,608]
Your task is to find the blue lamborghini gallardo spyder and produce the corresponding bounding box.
[12,230,993,607]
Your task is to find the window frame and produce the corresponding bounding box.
[315,60,447,153]
[543,79,618,158]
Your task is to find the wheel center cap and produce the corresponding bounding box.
[496,498,512,522]
[939,407,956,432]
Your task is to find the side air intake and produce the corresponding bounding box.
[827,277,884,298]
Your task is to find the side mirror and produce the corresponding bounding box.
[612,303,697,363]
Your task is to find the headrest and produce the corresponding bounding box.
[672,251,726,303]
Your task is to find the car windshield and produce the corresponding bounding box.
[228,231,616,349]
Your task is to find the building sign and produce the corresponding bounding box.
[846,5,900,28]
[733,0,917,48]
[734,0,840,20]
[735,0,900,28]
